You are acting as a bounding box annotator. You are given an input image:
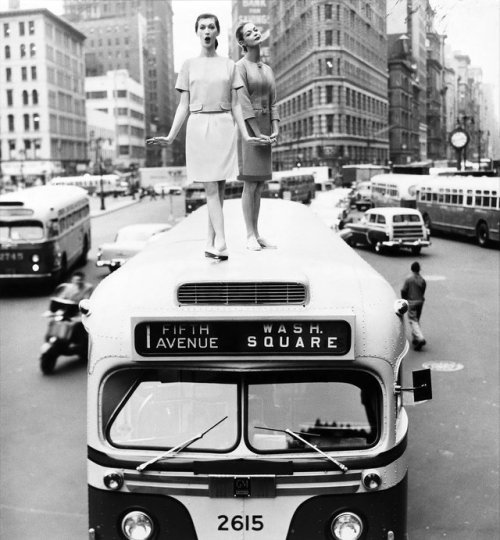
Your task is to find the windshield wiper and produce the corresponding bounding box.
[255,425,348,473]
[137,415,228,472]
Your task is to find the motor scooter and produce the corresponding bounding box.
[40,291,88,375]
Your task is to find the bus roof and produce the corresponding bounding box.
[86,199,406,366]
[341,164,389,170]
[0,185,88,213]
[371,173,429,186]
[418,176,500,191]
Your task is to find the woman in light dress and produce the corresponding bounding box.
[147,14,262,260]
[235,21,279,251]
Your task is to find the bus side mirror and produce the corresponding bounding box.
[413,369,432,402]
[395,368,432,402]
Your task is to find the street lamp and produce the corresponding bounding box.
[89,134,106,211]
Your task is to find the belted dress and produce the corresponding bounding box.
[236,58,280,182]
[175,56,244,183]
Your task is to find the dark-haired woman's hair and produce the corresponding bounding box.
[195,13,220,49]
[235,21,251,52]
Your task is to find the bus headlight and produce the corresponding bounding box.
[32,254,40,262]
[330,512,363,540]
[32,264,40,272]
[121,511,154,540]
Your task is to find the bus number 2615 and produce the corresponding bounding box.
[217,515,264,531]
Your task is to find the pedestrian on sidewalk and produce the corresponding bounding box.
[401,261,427,351]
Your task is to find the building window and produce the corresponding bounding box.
[8,140,16,156]
[325,58,333,75]
[29,20,35,35]
[19,21,25,36]
[7,89,13,106]
[4,45,10,59]
[8,115,15,132]
[33,114,40,131]
[326,85,333,104]
[24,114,30,130]
[6,67,12,81]
[326,114,334,133]
[31,66,37,80]
[30,43,36,57]
[4,23,10,37]
[21,66,27,80]
[32,89,38,105]
[325,30,333,46]
[20,44,26,57]
[325,4,332,19]
[22,90,29,105]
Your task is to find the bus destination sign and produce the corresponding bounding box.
[134,320,352,357]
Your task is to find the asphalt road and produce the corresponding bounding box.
[0,197,498,539]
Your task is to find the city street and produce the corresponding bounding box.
[0,196,498,539]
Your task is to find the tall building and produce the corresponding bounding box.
[425,10,446,161]
[0,8,87,188]
[85,70,146,169]
[387,0,428,162]
[62,0,176,167]
[267,0,389,174]
[387,33,418,164]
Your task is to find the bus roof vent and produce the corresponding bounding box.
[177,282,307,306]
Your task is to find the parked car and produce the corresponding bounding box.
[96,223,171,272]
[339,207,431,255]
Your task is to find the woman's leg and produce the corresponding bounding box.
[242,182,262,250]
[205,181,227,252]
[252,183,264,238]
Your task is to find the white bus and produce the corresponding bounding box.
[50,173,126,196]
[83,199,431,540]
[416,175,500,246]
[370,173,426,208]
[0,185,91,282]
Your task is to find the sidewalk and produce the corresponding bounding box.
[89,194,139,217]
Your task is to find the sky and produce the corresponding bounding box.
[1,0,498,94]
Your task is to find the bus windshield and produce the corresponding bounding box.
[0,220,44,241]
[106,369,379,453]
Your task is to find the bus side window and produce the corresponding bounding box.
[475,191,481,206]
[482,191,490,208]
[466,190,473,206]
[47,219,60,237]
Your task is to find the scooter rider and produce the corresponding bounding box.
[57,271,94,304]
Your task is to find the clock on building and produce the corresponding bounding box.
[449,129,469,150]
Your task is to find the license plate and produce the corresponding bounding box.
[0,251,24,262]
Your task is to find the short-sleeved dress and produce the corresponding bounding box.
[176,56,244,183]
[236,58,279,182]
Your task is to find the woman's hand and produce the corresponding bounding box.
[244,135,271,146]
[269,130,279,144]
[146,136,173,146]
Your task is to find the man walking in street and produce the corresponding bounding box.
[401,261,427,351]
